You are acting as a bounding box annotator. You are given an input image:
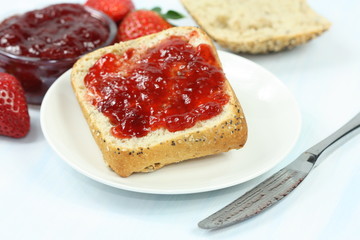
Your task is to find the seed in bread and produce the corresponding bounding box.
[181,0,331,54]
[71,26,247,177]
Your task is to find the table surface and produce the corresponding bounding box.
[1,0,360,239]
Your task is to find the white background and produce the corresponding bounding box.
[1,0,360,239]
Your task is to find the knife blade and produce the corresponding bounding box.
[198,112,360,230]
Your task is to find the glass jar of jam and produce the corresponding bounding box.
[0,3,117,104]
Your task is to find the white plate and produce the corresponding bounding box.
[40,50,301,195]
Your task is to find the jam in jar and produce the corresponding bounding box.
[84,36,230,138]
[0,3,117,104]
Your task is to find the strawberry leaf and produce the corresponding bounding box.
[151,7,162,14]
[163,10,184,20]
[151,7,184,20]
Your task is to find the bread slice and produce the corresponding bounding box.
[181,0,331,54]
[71,26,247,177]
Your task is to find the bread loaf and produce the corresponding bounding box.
[71,26,247,177]
[181,0,331,54]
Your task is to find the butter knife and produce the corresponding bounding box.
[199,112,360,230]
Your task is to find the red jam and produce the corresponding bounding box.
[84,36,229,138]
[0,4,109,59]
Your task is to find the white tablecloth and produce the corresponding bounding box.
[1,0,360,239]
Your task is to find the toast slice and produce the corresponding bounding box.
[181,0,331,54]
[71,26,247,177]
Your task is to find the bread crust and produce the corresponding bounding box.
[181,0,331,54]
[71,26,247,177]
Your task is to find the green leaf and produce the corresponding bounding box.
[163,10,185,19]
[151,7,162,14]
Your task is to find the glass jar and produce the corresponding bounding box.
[0,4,117,105]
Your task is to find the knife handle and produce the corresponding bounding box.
[306,112,360,157]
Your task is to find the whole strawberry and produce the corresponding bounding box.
[118,8,184,41]
[0,73,30,138]
[85,0,135,22]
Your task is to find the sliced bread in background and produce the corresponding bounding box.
[181,0,331,54]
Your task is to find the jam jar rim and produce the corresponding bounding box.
[0,5,117,63]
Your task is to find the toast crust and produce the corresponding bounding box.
[71,26,247,177]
